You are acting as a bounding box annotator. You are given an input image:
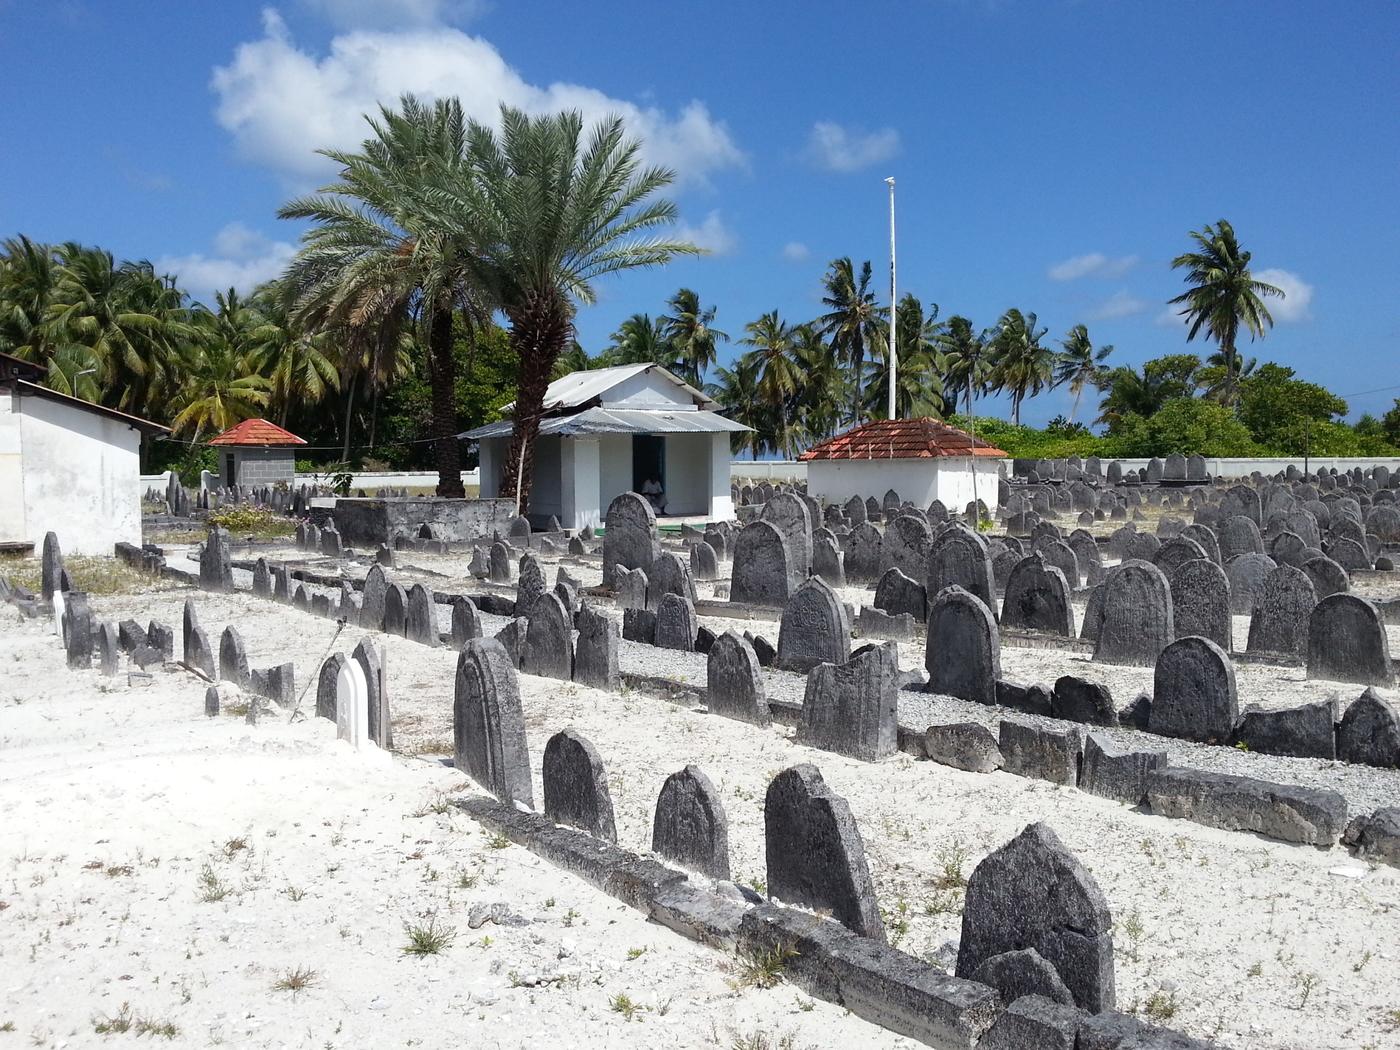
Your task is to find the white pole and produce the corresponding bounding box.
[885,176,897,420]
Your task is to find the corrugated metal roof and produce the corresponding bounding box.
[500,363,717,414]
[459,407,750,440]
[798,417,1006,461]
[12,380,170,435]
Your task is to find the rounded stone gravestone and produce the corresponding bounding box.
[1224,552,1277,615]
[796,642,899,761]
[874,566,927,622]
[1149,635,1238,742]
[761,492,814,576]
[1336,689,1400,767]
[1169,559,1232,651]
[523,592,574,680]
[652,765,730,880]
[602,492,659,589]
[316,652,349,720]
[453,638,534,807]
[574,604,619,690]
[1153,536,1208,578]
[883,513,934,583]
[925,585,1001,704]
[776,577,851,673]
[1301,555,1348,599]
[1245,564,1316,658]
[1001,554,1074,636]
[1307,594,1395,686]
[542,729,617,842]
[731,520,797,606]
[1092,560,1174,667]
[706,630,770,726]
[926,526,996,616]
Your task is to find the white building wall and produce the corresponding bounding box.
[478,438,502,499]
[598,433,634,512]
[0,392,27,543]
[806,458,1004,514]
[17,395,143,555]
[708,432,735,521]
[560,437,602,531]
[599,371,695,410]
[527,435,564,520]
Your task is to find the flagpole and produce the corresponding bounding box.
[885,177,897,420]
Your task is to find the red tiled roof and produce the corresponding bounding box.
[209,418,307,447]
[798,417,1006,461]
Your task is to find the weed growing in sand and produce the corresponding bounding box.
[1141,990,1178,1021]
[609,992,644,1021]
[1295,970,1319,1007]
[932,841,969,890]
[734,944,799,991]
[412,794,453,818]
[1384,1009,1400,1032]
[487,832,511,850]
[457,866,481,889]
[284,885,306,902]
[1353,950,1372,973]
[562,908,580,927]
[626,947,647,961]
[92,1004,179,1039]
[922,887,961,919]
[747,877,766,896]
[1118,909,1145,962]
[196,864,231,903]
[402,914,456,956]
[273,966,319,994]
[729,1032,796,1050]
[881,897,911,949]
[221,837,248,859]
[1247,961,1263,977]
[0,1020,14,1032]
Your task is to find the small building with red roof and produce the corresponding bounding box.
[209,418,306,490]
[798,417,1007,514]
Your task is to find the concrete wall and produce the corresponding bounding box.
[561,437,601,531]
[806,458,1004,513]
[600,371,695,410]
[1101,456,1400,479]
[15,393,143,555]
[731,459,807,482]
[708,432,735,521]
[598,434,633,514]
[330,496,516,545]
[219,447,295,489]
[0,392,26,543]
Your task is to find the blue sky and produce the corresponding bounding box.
[2,0,1397,426]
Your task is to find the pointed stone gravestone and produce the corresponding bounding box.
[252,558,272,598]
[450,596,482,646]
[651,765,730,880]
[352,638,391,748]
[775,576,851,673]
[381,583,408,636]
[542,729,617,842]
[874,566,926,621]
[317,652,349,720]
[335,657,370,750]
[96,621,120,676]
[453,638,533,807]
[706,629,770,726]
[796,642,897,760]
[489,542,512,583]
[405,583,438,646]
[523,592,573,680]
[41,531,63,602]
[219,626,251,689]
[516,553,548,616]
[764,764,884,941]
[361,564,388,629]
[199,527,233,591]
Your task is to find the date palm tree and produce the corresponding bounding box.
[1054,324,1113,422]
[987,309,1053,425]
[660,287,726,387]
[816,257,886,426]
[279,95,480,497]
[450,106,697,510]
[1168,219,1283,406]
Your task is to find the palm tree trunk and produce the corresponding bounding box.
[500,290,570,514]
[427,304,464,498]
[341,371,357,462]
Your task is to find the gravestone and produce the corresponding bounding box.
[843,522,884,583]
[523,592,574,679]
[361,564,388,629]
[352,638,391,748]
[1149,635,1238,742]
[252,559,271,598]
[1245,564,1316,658]
[489,541,512,583]
[542,729,617,841]
[405,584,438,646]
[147,621,174,660]
[219,626,251,689]
[316,652,349,720]
[883,513,933,582]
[690,541,718,582]
[811,535,845,588]
[655,592,698,651]
[956,822,1114,1013]
[96,621,120,676]
[796,642,898,761]
[652,765,730,880]
[516,553,548,616]
[382,583,408,636]
[617,567,648,611]
[764,764,884,941]
[40,531,63,602]
[925,585,1000,704]
[844,495,867,525]
[776,577,851,673]
[1093,560,1173,666]
[61,593,93,669]
[1001,554,1073,636]
[1336,689,1400,767]
[762,492,814,576]
[574,604,620,690]
[602,492,659,588]
[1225,552,1276,615]
[647,551,696,611]
[1153,536,1208,577]
[874,566,926,622]
[706,630,770,726]
[450,596,482,646]
[1301,555,1348,599]
[926,526,996,614]
[1307,594,1394,686]
[199,527,234,591]
[453,638,533,806]
[1169,559,1232,651]
[731,520,796,606]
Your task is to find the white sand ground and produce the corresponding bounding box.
[0,606,912,1050]
[15,576,1400,1050]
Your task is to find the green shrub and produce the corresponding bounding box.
[207,505,296,539]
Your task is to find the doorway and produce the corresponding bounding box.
[225,453,237,486]
[632,435,664,509]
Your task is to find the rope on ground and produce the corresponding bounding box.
[287,617,347,724]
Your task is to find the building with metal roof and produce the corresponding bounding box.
[208,417,306,489]
[798,417,1007,514]
[0,351,170,555]
[459,363,750,529]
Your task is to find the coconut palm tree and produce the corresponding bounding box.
[279,94,481,497]
[1054,324,1113,422]
[660,287,726,387]
[601,312,677,370]
[247,282,340,427]
[171,309,272,441]
[791,324,846,444]
[1168,219,1283,406]
[937,315,987,416]
[0,235,60,361]
[816,257,887,426]
[863,293,947,419]
[707,356,765,458]
[740,311,803,457]
[987,309,1053,425]
[448,106,697,510]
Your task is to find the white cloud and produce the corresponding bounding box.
[782,241,809,262]
[1253,268,1313,323]
[301,0,485,29]
[1047,252,1139,282]
[211,11,743,186]
[803,121,900,173]
[1155,304,1188,328]
[1087,289,1150,321]
[156,222,296,300]
[674,210,737,255]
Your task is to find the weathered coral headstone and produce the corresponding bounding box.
[1307,593,1394,686]
[654,592,698,651]
[1149,635,1238,742]
[1001,554,1073,636]
[926,586,1001,704]
[1169,559,1232,651]
[730,520,797,606]
[219,626,251,689]
[405,583,439,646]
[776,576,851,673]
[1093,560,1174,666]
[602,492,659,589]
[956,822,1114,1013]
[764,764,884,941]
[542,729,617,842]
[317,652,349,720]
[360,564,388,630]
[796,642,898,761]
[352,638,391,748]
[453,638,534,806]
[705,630,770,726]
[1245,564,1316,658]
[41,531,64,602]
[523,592,574,680]
[651,765,730,880]
[574,604,619,690]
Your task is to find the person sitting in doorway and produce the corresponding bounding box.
[641,474,666,515]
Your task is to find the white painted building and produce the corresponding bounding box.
[460,363,750,530]
[799,417,1007,513]
[0,352,168,556]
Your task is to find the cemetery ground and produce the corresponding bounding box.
[5,539,1400,1049]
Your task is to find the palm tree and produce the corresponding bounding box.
[816,258,887,426]
[937,315,986,416]
[247,282,340,427]
[451,106,697,510]
[601,312,677,370]
[1054,324,1113,422]
[1095,354,1203,428]
[863,294,947,419]
[740,311,803,457]
[706,356,764,458]
[987,309,1053,425]
[791,324,846,444]
[1168,219,1283,406]
[279,95,480,497]
[660,288,726,387]
[171,310,272,441]
[0,235,60,361]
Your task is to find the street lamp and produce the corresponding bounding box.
[885,176,897,421]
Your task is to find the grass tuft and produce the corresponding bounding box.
[402,914,456,957]
[273,965,319,994]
